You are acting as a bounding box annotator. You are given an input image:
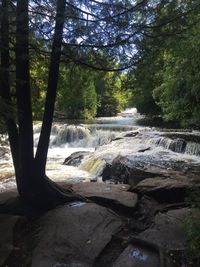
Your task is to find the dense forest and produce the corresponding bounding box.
[27,1,200,128]
[29,0,200,127]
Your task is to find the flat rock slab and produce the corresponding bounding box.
[31,203,122,267]
[72,182,138,209]
[134,177,191,202]
[0,214,20,266]
[139,208,189,250]
[113,244,159,267]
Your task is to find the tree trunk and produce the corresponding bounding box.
[14,0,82,212]
[0,0,19,174]
[35,0,66,175]
[15,0,35,196]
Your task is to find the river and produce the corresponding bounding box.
[1,108,200,191]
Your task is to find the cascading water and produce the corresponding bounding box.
[1,109,200,192]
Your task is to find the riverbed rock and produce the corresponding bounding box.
[133,177,193,203]
[63,151,93,166]
[31,203,122,267]
[102,155,158,186]
[0,214,20,266]
[72,182,138,210]
[139,208,189,250]
[113,243,160,267]
[123,131,139,138]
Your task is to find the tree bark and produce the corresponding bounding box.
[0,0,19,174]
[15,0,34,194]
[35,0,66,175]
[0,0,83,212]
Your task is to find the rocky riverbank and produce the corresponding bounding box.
[0,176,198,267]
[1,128,200,266]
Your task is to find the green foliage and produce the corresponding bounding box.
[153,23,200,127]
[127,54,162,116]
[128,2,200,127]
[95,72,128,117]
[30,42,49,120]
[57,66,97,120]
[57,65,131,119]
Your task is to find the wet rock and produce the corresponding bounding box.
[102,155,158,186]
[133,177,192,203]
[80,158,107,176]
[0,214,20,266]
[31,203,122,267]
[138,208,189,251]
[63,151,92,166]
[113,243,160,267]
[123,131,139,138]
[138,147,151,153]
[72,182,138,210]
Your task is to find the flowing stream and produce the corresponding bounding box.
[1,108,200,192]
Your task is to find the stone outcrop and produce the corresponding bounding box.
[102,155,159,186]
[31,203,122,267]
[72,182,138,211]
[63,151,93,167]
[132,177,194,203]
[0,214,20,266]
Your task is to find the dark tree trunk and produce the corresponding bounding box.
[35,0,66,175]
[0,0,82,213]
[13,0,82,212]
[0,0,19,174]
[15,0,35,196]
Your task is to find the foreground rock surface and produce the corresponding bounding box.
[133,177,195,203]
[0,214,20,266]
[72,182,138,209]
[113,243,160,267]
[139,208,189,250]
[31,203,122,267]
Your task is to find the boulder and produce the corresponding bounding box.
[133,177,192,203]
[115,208,190,267]
[0,190,36,216]
[123,131,139,138]
[138,208,189,253]
[63,151,92,167]
[102,155,158,186]
[72,182,138,210]
[31,203,122,267]
[0,214,20,266]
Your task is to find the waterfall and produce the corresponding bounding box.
[147,135,200,156]
[50,125,91,147]
[185,142,200,156]
[33,123,123,148]
[34,124,91,147]
[155,137,186,153]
